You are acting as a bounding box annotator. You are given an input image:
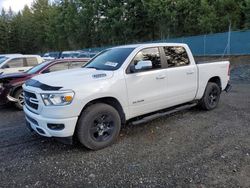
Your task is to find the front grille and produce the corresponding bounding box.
[24,90,39,110]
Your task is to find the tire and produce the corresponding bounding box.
[199,82,221,110]
[77,103,121,150]
[14,88,24,110]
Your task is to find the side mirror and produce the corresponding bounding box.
[130,60,152,73]
[42,69,50,74]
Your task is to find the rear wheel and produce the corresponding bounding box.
[14,88,24,110]
[199,82,221,110]
[77,103,121,150]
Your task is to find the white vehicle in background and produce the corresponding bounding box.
[23,43,231,150]
[0,54,22,57]
[0,55,44,75]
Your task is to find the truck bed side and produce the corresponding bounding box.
[195,61,230,99]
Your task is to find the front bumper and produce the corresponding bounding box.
[24,106,78,138]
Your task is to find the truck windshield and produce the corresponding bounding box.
[85,48,135,70]
[26,61,51,74]
[0,57,8,65]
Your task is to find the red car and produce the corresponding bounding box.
[0,58,89,109]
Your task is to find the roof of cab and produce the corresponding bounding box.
[113,43,187,49]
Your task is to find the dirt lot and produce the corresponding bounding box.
[0,65,250,188]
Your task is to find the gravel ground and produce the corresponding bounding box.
[0,65,250,188]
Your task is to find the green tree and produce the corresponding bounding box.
[242,0,250,29]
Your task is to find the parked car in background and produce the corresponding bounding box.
[23,43,231,150]
[42,52,60,60]
[0,54,22,57]
[60,51,80,59]
[77,52,98,58]
[0,58,89,109]
[0,55,44,75]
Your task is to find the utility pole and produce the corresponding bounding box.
[227,21,231,55]
[203,34,206,57]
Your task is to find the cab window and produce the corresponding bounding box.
[163,46,190,67]
[26,57,38,66]
[69,61,87,69]
[5,58,24,68]
[45,62,69,73]
[128,47,161,73]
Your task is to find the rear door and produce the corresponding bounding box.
[125,47,168,117]
[163,46,198,106]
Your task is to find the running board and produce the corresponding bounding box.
[131,103,197,125]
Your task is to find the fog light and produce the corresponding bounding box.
[47,123,65,130]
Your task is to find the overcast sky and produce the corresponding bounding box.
[0,0,34,12]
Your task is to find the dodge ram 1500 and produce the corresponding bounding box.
[23,43,231,150]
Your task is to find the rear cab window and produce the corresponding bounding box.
[163,46,190,68]
[26,57,38,66]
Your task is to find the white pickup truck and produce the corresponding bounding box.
[0,54,44,75]
[23,43,231,150]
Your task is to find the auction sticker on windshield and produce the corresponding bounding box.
[105,61,118,67]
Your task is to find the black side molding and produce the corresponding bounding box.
[131,102,197,125]
[225,83,232,93]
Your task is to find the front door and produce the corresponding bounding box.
[125,47,168,118]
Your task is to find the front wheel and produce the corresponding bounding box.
[14,89,24,110]
[199,82,221,110]
[76,103,121,150]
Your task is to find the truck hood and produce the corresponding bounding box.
[0,72,31,83]
[0,72,29,79]
[29,68,114,90]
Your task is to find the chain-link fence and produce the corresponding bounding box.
[82,30,250,56]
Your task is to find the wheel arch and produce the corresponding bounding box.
[10,85,23,97]
[207,76,222,90]
[80,97,126,125]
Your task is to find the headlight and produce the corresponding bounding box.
[41,92,74,106]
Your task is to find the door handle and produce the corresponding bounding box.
[18,70,25,72]
[186,71,194,75]
[156,75,166,80]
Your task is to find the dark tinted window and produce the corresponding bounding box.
[129,47,161,72]
[27,61,51,74]
[77,53,88,58]
[26,57,38,66]
[85,48,134,71]
[163,46,190,67]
